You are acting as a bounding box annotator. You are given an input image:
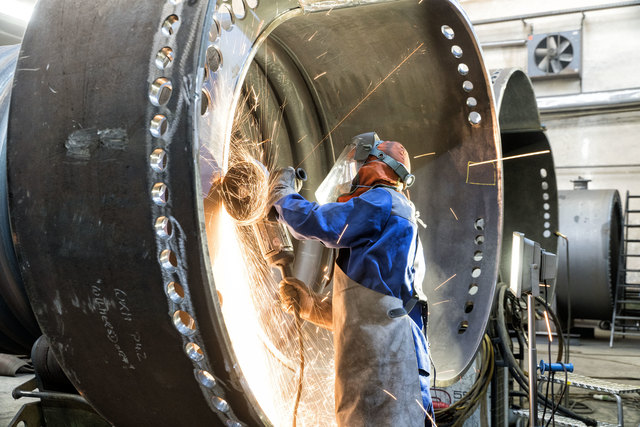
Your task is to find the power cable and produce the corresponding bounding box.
[493,283,598,426]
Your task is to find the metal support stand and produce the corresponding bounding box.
[527,293,538,427]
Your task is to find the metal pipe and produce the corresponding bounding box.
[481,39,527,48]
[556,163,640,169]
[527,293,538,427]
[537,88,640,116]
[12,389,91,405]
[472,1,640,26]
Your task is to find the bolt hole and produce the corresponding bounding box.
[152,183,169,206]
[232,0,246,19]
[540,168,548,179]
[206,46,222,72]
[212,396,230,412]
[468,112,482,125]
[161,15,180,36]
[160,249,178,271]
[217,3,234,31]
[150,115,168,138]
[543,230,551,238]
[543,203,550,211]
[542,192,549,201]
[464,301,474,314]
[473,251,483,261]
[474,218,485,231]
[209,18,220,42]
[541,181,549,190]
[201,89,212,116]
[173,310,197,336]
[155,47,174,70]
[451,45,463,58]
[149,77,173,106]
[441,25,455,39]
[466,97,477,108]
[544,221,550,229]
[458,63,469,75]
[544,212,550,220]
[475,235,484,245]
[463,80,474,92]
[167,282,185,303]
[458,320,469,334]
[468,283,479,296]
[185,342,204,361]
[196,370,217,388]
[154,216,172,238]
[150,148,168,173]
[471,267,481,278]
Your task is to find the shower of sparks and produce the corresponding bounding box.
[449,208,458,221]
[314,71,328,80]
[414,152,435,159]
[468,150,551,167]
[297,42,425,167]
[336,223,349,244]
[382,389,398,400]
[204,88,337,426]
[416,399,437,426]
[432,299,450,306]
[434,274,456,292]
[543,310,553,342]
[308,31,318,41]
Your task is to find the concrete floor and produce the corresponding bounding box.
[0,327,638,426]
[531,327,640,427]
[0,374,35,426]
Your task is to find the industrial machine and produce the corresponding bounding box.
[2,1,630,426]
[4,0,502,425]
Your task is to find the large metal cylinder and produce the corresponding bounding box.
[491,69,559,295]
[556,188,622,321]
[8,0,501,424]
[0,44,40,354]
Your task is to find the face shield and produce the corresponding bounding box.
[315,132,415,204]
[315,132,378,204]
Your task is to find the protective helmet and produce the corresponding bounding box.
[315,132,414,204]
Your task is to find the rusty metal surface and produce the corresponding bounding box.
[7,0,501,424]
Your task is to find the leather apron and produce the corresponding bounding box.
[333,264,425,427]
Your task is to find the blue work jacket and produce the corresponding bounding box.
[274,187,433,414]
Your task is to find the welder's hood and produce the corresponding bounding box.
[315,132,413,204]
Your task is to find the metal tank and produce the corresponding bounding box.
[7,0,502,425]
[491,68,559,296]
[556,181,622,321]
[0,44,40,354]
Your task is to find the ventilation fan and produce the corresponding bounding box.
[527,30,581,79]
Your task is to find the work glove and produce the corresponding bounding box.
[266,167,300,219]
[279,277,313,318]
[279,276,333,330]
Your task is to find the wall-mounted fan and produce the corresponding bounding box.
[527,30,581,79]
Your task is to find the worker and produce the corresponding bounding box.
[267,132,434,427]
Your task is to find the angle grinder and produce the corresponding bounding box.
[220,159,306,280]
